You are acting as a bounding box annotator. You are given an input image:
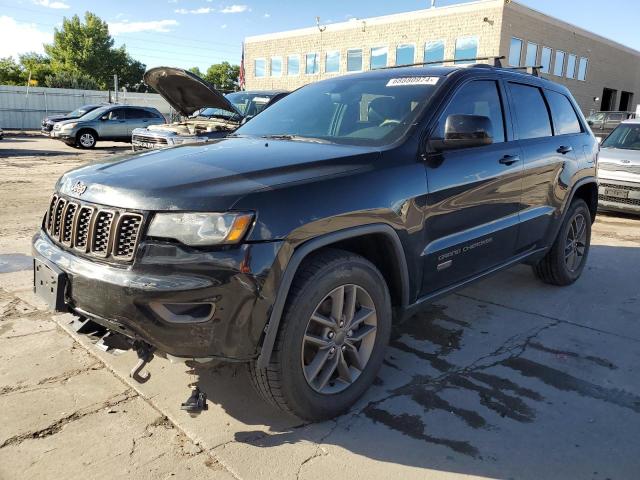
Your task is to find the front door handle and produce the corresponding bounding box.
[557,145,573,154]
[499,154,520,166]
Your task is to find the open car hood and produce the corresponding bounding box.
[144,67,241,118]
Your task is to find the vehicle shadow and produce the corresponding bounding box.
[192,244,640,479]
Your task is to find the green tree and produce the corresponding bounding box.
[188,66,203,78]
[44,12,145,90]
[203,62,240,91]
[0,57,25,85]
[19,53,53,85]
[44,71,99,90]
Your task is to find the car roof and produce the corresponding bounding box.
[621,118,640,124]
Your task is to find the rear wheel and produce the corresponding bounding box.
[249,249,391,421]
[533,199,591,286]
[76,130,97,149]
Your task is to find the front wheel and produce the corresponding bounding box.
[249,249,391,421]
[76,130,97,149]
[533,199,591,286]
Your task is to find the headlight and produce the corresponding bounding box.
[62,122,78,130]
[169,136,206,145]
[147,212,253,246]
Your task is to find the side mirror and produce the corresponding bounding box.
[101,115,109,121]
[431,114,494,151]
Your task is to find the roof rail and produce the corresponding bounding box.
[505,65,543,77]
[380,55,505,70]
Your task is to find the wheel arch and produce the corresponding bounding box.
[256,224,409,369]
[570,179,598,223]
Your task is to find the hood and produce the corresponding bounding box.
[599,147,640,165]
[45,114,77,124]
[144,67,241,118]
[56,137,378,211]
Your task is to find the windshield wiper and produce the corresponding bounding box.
[261,134,332,144]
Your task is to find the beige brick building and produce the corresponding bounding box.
[244,0,640,115]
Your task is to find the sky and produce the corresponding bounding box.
[1,0,639,72]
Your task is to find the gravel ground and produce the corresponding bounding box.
[1,132,639,480]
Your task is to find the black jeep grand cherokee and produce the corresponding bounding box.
[33,64,598,420]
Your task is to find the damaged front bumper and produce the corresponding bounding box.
[32,229,283,361]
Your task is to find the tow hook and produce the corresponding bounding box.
[130,340,155,383]
[181,362,208,414]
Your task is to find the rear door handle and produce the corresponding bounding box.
[557,145,573,154]
[499,154,520,166]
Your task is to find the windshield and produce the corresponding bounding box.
[194,92,276,120]
[68,105,97,118]
[235,76,439,146]
[601,124,640,150]
[587,113,605,122]
[80,106,110,121]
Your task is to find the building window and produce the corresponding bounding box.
[540,46,552,74]
[424,40,445,65]
[254,58,266,78]
[396,44,415,66]
[325,50,340,73]
[553,50,565,76]
[577,57,588,81]
[305,52,319,74]
[566,54,577,79]
[370,46,388,70]
[525,42,538,67]
[347,49,363,72]
[509,37,523,66]
[271,57,282,77]
[454,37,478,64]
[287,55,300,76]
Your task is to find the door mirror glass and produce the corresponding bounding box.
[433,114,493,151]
[101,115,109,121]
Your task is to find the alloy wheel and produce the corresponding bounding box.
[301,284,377,394]
[565,212,587,272]
[80,133,95,148]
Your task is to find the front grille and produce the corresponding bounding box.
[599,194,640,206]
[132,134,168,145]
[44,195,145,263]
[599,182,640,192]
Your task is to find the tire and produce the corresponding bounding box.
[533,198,591,286]
[249,248,392,421]
[76,129,97,149]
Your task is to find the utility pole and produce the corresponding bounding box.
[113,74,119,103]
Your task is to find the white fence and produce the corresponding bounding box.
[0,85,174,129]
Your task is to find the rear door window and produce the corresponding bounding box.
[436,80,506,143]
[508,83,552,140]
[545,90,582,135]
[109,109,127,120]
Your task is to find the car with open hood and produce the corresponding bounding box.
[131,67,287,151]
[33,62,598,420]
[41,104,108,136]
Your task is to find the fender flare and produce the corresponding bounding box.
[256,223,410,369]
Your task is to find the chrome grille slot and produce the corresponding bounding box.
[113,214,143,260]
[61,202,78,246]
[52,197,66,239]
[73,206,94,251]
[46,195,58,232]
[91,210,115,257]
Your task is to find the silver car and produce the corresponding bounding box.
[51,105,165,149]
[597,119,640,214]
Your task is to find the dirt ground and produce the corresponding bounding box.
[1,132,640,480]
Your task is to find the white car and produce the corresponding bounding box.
[597,119,640,215]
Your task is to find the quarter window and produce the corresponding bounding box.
[287,55,300,76]
[325,50,340,73]
[509,37,523,66]
[436,80,505,143]
[553,50,565,76]
[546,91,581,135]
[424,40,445,65]
[455,37,478,64]
[306,53,319,74]
[566,54,577,79]
[255,59,266,78]
[396,44,415,66]
[509,83,553,140]
[347,49,363,72]
[577,57,588,81]
[271,57,282,77]
[540,47,552,74]
[370,46,388,70]
[525,42,538,67]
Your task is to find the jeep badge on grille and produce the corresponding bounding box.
[71,181,87,195]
